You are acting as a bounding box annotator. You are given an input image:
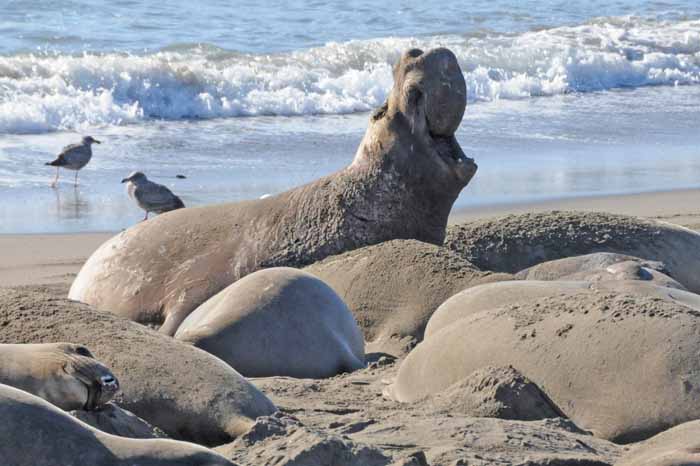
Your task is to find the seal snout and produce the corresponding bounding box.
[100,374,119,391]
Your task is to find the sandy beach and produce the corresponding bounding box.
[3,188,700,465]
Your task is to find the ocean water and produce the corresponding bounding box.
[0,1,699,233]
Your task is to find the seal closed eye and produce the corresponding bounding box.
[0,343,119,411]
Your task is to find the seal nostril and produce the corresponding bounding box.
[75,346,92,357]
[100,375,118,389]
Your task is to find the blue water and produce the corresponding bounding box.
[1,1,699,232]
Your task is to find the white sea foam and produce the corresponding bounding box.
[0,16,699,134]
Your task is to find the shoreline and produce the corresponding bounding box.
[3,187,700,289]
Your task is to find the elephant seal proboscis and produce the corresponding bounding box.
[0,342,118,411]
[69,47,477,335]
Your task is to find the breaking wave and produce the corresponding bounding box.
[1,16,699,134]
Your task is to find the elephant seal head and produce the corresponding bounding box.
[352,47,476,204]
[59,344,120,411]
[0,343,119,411]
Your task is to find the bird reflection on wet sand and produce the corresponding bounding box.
[53,186,90,221]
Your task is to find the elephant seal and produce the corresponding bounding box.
[615,420,700,466]
[515,252,685,290]
[304,239,512,356]
[389,280,700,443]
[0,383,234,466]
[0,342,118,411]
[71,402,167,439]
[0,287,276,446]
[445,211,700,293]
[175,268,364,378]
[68,47,477,336]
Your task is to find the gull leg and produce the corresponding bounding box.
[50,168,59,188]
[142,211,149,222]
[74,171,79,186]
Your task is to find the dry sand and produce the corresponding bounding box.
[2,188,700,465]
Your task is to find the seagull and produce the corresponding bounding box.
[45,136,101,187]
[121,171,185,221]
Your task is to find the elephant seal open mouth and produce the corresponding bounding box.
[0,343,119,411]
[69,47,477,336]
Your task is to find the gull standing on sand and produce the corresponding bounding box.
[45,136,101,187]
[121,171,185,221]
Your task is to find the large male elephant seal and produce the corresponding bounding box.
[175,268,364,378]
[0,287,276,446]
[445,211,700,293]
[0,342,118,411]
[0,383,234,466]
[69,47,477,335]
[304,239,511,356]
[389,280,700,443]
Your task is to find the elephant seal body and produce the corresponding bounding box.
[69,47,477,336]
[615,420,700,466]
[0,342,118,411]
[0,287,276,446]
[0,383,234,466]
[515,252,685,290]
[445,211,700,293]
[390,281,700,443]
[304,239,511,355]
[175,268,364,378]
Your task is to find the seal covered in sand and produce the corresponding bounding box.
[445,211,700,293]
[0,383,234,466]
[0,342,118,411]
[0,287,276,446]
[69,47,477,335]
[175,268,364,378]
[304,239,511,355]
[390,280,700,443]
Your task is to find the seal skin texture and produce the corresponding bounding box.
[0,342,118,411]
[389,280,700,443]
[0,383,235,466]
[175,267,365,378]
[68,47,477,336]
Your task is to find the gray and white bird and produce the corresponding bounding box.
[45,136,101,187]
[121,171,185,221]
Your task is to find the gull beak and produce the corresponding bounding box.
[120,178,128,183]
[93,140,101,144]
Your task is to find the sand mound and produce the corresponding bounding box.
[215,412,391,466]
[426,365,564,421]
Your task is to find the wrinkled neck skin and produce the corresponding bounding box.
[261,111,473,269]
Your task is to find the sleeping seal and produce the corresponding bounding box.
[0,342,118,411]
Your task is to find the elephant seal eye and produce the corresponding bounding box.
[75,346,92,357]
